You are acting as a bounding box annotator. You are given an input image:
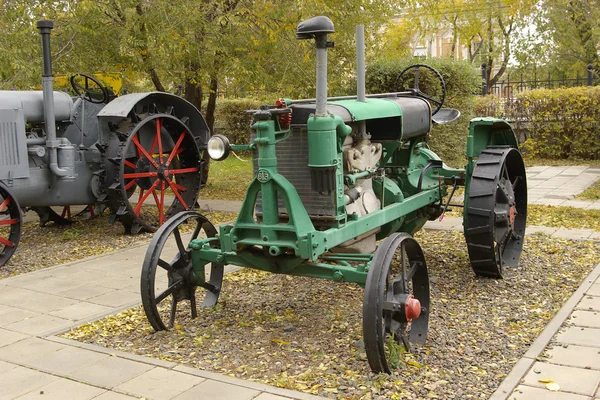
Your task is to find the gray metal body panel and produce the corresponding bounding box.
[63,101,104,148]
[98,92,210,147]
[0,109,29,179]
[0,91,73,122]
[388,97,431,139]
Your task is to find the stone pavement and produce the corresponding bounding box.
[0,165,599,400]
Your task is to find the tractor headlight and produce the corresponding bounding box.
[207,134,231,161]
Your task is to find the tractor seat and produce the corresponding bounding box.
[432,108,461,125]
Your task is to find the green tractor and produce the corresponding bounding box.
[139,16,527,373]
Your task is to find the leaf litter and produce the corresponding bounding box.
[62,230,600,399]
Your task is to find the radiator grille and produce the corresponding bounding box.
[254,126,336,217]
[0,121,20,167]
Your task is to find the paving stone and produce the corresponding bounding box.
[0,288,45,307]
[88,290,140,308]
[526,226,558,236]
[14,377,106,400]
[95,275,138,291]
[67,355,153,389]
[526,166,550,173]
[49,301,114,321]
[509,385,590,400]
[545,344,600,370]
[587,203,600,210]
[18,293,79,313]
[0,337,65,364]
[0,328,28,347]
[57,284,116,301]
[563,200,594,208]
[116,367,203,399]
[91,392,138,400]
[173,379,259,400]
[0,307,40,327]
[577,297,600,312]
[552,229,593,241]
[570,310,600,328]
[252,394,296,400]
[4,313,71,335]
[522,361,600,395]
[3,273,56,289]
[586,284,600,296]
[0,366,58,400]
[26,278,87,294]
[556,326,600,348]
[0,360,17,373]
[28,345,109,375]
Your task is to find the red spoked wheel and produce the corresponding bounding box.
[111,114,202,234]
[0,183,22,267]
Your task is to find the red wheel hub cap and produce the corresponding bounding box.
[509,205,516,224]
[405,295,421,321]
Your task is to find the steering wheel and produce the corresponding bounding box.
[394,64,446,116]
[70,73,109,104]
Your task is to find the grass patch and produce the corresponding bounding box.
[201,154,253,201]
[575,180,600,201]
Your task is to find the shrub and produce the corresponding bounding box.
[213,98,262,144]
[474,87,600,160]
[366,57,480,167]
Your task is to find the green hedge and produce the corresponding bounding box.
[213,98,262,144]
[474,87,600,160]
[366,57,480,167]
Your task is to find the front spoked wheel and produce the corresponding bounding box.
[363,233,430,373]
[141,211,224,331]
[0,183,22,267]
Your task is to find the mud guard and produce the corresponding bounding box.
[466,117,519,159]
[97,92,210,149]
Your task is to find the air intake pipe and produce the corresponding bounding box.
[36,20,73,179]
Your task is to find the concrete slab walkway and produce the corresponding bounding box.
[1,164,599,399]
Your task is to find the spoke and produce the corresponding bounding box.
[512,175,522,190]
[134,181,160,215]
[165,178,189,209]
[173,227,187,254]
[166,132,186,167]
[0,197,12,213]
[124,179,137,190]
[0,218,18,226]
[419,92,442,105]
[170,167,199,175]
[168,180,187,192]
[160,181,166,225]
[123,172,158,179]
[124,159,136,169]
[157,258,172,271]
[413,68,420,90]
[406,261,419,281]
[151,185,165,226]
[156,118,164,163]
[0,236,14,247]
[400,242,408,292]
[155,279,184,304]
[132,134,159,169]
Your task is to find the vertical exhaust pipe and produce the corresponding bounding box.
[36,20,71,178]
[356,25,367,138]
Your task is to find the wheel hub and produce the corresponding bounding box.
[135,157,158,190]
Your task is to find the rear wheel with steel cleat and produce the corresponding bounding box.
[363,232,430,373]
[141,211,224,331]
[464,147,527,278]
[106,113,202,234]
[0,183,22,267]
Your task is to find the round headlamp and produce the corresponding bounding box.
[207,134,231,161]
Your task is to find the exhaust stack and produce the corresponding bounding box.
[36,20,73,178]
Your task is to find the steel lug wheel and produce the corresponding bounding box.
[363,232,430,373]
[0,183,22,267]
[141,211,224,331]
[465,147,527,278]
[108,113,202,234]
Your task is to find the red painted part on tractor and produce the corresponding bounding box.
[276,98,292,129]
[509,205,516,225]
[405,295,421,321]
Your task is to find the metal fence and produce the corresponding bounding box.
[481,63,599,98]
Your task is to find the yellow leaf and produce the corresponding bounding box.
[546,382,560,392]
[538,379,554,383]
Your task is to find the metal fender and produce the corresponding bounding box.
[97,92,210,148]
[466,117,519,159]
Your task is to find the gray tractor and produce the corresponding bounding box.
[0,20,209,266]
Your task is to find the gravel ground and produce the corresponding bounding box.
[0,210,237,279]
[63,230,600,399]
